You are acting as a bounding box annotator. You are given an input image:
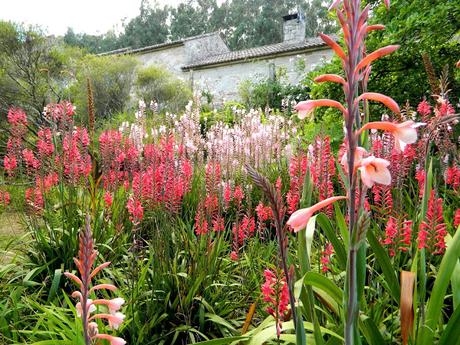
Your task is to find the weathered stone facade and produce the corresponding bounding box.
[102,13,334,105]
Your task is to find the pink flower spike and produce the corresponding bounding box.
[314,74,346,85]
[295,99,346,120]
[384,0,390,9]
[76,299,96,317]
[94,334,126,345]
[328,0,341,11]
[360,121,425,152]
[357,92,400,114]
[358,156,391,188]
[287,196,347,232]
[90,283,117,293]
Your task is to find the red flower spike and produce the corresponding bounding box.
[454,209,460,229]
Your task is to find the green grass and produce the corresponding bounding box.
[0,212,24,263]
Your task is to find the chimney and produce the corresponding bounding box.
[282,13,306,43]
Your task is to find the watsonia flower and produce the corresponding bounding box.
[360,121,425,152]
[287,196,347,232]
[64,216,126,345]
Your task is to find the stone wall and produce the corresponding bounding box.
[184,33,229,65]
[134,45,188,76]
[189,48,334,105]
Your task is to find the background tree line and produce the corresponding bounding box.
[63,0,337,53]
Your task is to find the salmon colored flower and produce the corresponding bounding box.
[295,99,347,120]
[360,121,425,152]
[92,298,125,315]
[287,196,347,232]
[340,146,368,172]
[358,156,391,188]
[76,299,96,317]
[91,312,125,330]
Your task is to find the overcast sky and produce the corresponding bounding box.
[0,0,185,35]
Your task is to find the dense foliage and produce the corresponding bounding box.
[309,0,460,106]
[63,0,337,53]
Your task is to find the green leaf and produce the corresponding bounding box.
[300,272,343,306]
[417,225,460,345]
[359,315,385,345]
[316,213,347,270]
[367,229,400,304]
[305,215,318,258]
[193,336,249,345]
[451,251,460,310]
[204,313,237,333]
[47,269,62,302]
[439,303,460,345]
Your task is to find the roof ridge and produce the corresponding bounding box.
[182,35,334,70]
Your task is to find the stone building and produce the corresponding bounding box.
[101,13,334,104]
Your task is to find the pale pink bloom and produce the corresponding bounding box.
[295,99,346,120]
[340,147,368,172]
[287,196,347,232]
[361,121,425,152]
[358,156,391,188]
[94,334,126,345]
[92,312,125,330]
[75,299,96,317]
[93,297,125,314]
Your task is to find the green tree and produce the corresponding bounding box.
[0,22,78,118]
[70,55,139,122]
[366,0,460,103]
[120,0,170,49]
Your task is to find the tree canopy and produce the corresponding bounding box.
[64,0,337,53]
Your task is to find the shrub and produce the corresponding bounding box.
[238,77,310,112]
[0,22,79,118]
[135,65,192,113]
[71,54,138,122]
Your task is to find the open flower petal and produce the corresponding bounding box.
[358,156,391,188]
[287,196,347,232]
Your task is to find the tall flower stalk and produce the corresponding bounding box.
[291,0,425,342]
[65,215,126,345]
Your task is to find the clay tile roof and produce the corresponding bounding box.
[98,32,222,56]
[182,35,333,70]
